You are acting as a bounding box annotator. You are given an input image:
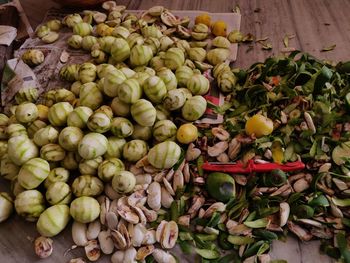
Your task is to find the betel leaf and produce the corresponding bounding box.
[336,231,350,262]
[244,218,269,228]
[314,65,333,94]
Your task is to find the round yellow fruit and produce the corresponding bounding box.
[245,114,273,138]
[195,13,212,27]
[176,123,198,144]
[211,20,227,37]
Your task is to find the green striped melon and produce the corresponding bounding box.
[78,133,108,160]
[37,205,70,237]
[131,99,156,127]
[182,95,207,121]
[8,135,38,166]
[147,141,181,169]
[48,102,74,126]
[130,45,153,66]
[67,106,93,128]
[18,158,50,189]
[118,79,142,104]
[164,47,185,70]
[110,38,130,62]
[79,82,103,110]
[187,74,210,95]
[143,76,167,103]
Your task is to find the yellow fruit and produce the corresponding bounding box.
[195,13,212,27]
[245,114,273,138]
[37,105,49,122]
[211,20,227,37]
[176,123,198,144]
[271,141,284,164]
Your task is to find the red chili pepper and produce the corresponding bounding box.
[202,160,305,174]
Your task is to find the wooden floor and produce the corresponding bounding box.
[2,0,350,262]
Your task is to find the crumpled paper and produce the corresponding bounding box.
[0,25,17,46]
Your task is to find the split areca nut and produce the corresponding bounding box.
[147,141,181,169]
[14,190,45,221]
[98,158,125,182]
[67,106,93,128]
[143,76,167,103]
[110,117,134,138]
[0,192,13,223]
[156,67,177,90]
[163,47,185,70]
[37,204,70,237]
[70,196,100,223]
[44,167,70,188]
[130,99,157,127]
[22,49,45,67]
[175,65,194,87]
[40,143,66,162]
[182,95,207,121]
[130,45,153,66]
[8,135,38,165]
[17,158,50,189]
[187,73,210,95]
[112,170,136,194]
[153,120,177,142]
[72,175,104,197]
[45,182,72,205]
[58,126,84,151]
[122,139,148,162]
[79,82,103,110]
[78,132,108,160]
[34,236,53,258]
[48,102,74,126]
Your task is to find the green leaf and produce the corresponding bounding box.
[197,155,204,177]
[321,44,336,52]
[195,248,220,259]
[336,231,350,262]
[179,240,193,255]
